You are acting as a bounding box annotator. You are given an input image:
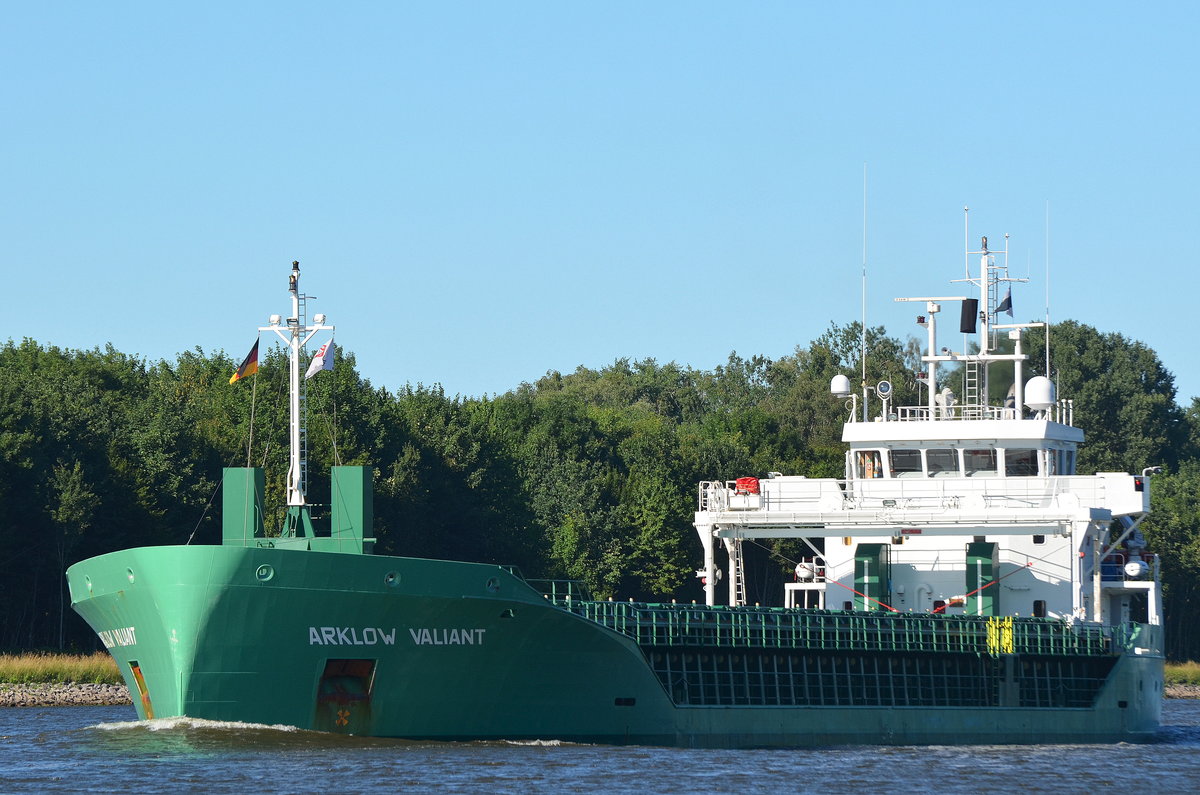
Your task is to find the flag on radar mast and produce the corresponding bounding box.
[305,341,335,379]
[997,287,1013,317]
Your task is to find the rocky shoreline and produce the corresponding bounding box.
[2,681,1199,708]
[1167,683,1200,699]
[0,683,132,708]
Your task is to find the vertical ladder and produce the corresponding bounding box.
[981,254,998,409]
[732,539,747,607]
[297,295,309,496]
[987,273,998,335]
[963,359,981,417]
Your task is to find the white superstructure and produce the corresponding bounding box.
[694,232,1161,629]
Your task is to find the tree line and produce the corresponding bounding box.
[2,320,1198,658]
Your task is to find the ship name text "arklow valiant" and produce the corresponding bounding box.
[308,626,397,646]
[408,628,487,646]
[98,626,137,648]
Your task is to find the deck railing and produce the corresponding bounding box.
[558,601,1126,657]
[890,400,1074,425]
[699,475,1122,514]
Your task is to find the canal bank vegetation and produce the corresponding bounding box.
[0,652,121,685]
[2,320,1199,658]
[1166,661,1200,686]
[1,651,1197,688]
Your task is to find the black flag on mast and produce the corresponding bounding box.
[997,287,1013,317]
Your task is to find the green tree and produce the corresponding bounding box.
[49,459,95,647]
[1143,463,1200,660]
[1025,322,1185,473]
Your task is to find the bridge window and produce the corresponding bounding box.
[857,450,883,479]
[890,449,923,478]
[964,449,997,477]
[926,448,958,477]
[1005,449,1038,476]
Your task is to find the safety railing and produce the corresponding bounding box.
[558,600,1123,657]
[895,405,1020,422]
[527,578,592,603]
[699,475,1126,514]
[891,400,1074,425]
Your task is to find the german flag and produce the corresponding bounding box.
[229,340,260,384]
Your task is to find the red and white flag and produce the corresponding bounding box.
[305,341,335,379]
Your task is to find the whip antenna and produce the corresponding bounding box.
[861,164,868,420]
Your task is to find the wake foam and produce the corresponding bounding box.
[91,717,301,733]
[501,739,570,747]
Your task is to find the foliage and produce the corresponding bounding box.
[1025,322,1185,473]
[1165,661,1200,686]
[1,316,1198,658]
[1144,463,1200,661]
[0,652,121,684]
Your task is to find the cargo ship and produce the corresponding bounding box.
[67,239,1163,747]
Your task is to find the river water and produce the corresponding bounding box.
[3,701,1199,793]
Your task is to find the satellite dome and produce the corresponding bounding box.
[830,374,852,397]
[1025,376,1055,411]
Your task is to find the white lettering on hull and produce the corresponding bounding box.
[407,628,487,646]
[306,626,485,646]
[308,627,397,646]
[98,627,137,648]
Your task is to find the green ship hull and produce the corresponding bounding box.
[67,544,1163,747]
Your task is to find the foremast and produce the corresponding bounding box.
[262,261,334,534]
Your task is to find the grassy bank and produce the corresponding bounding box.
[1166,661,1200,685]
[2,652,1198,687]
[0,652,122,685]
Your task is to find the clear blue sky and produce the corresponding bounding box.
[4,3,1198,404]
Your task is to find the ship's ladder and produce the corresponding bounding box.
[732,539,747,607]
[987,268,999,331]
[963,358,981,417]
[297,295,309,497]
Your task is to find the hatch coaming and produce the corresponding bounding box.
[558,597,1151,710]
